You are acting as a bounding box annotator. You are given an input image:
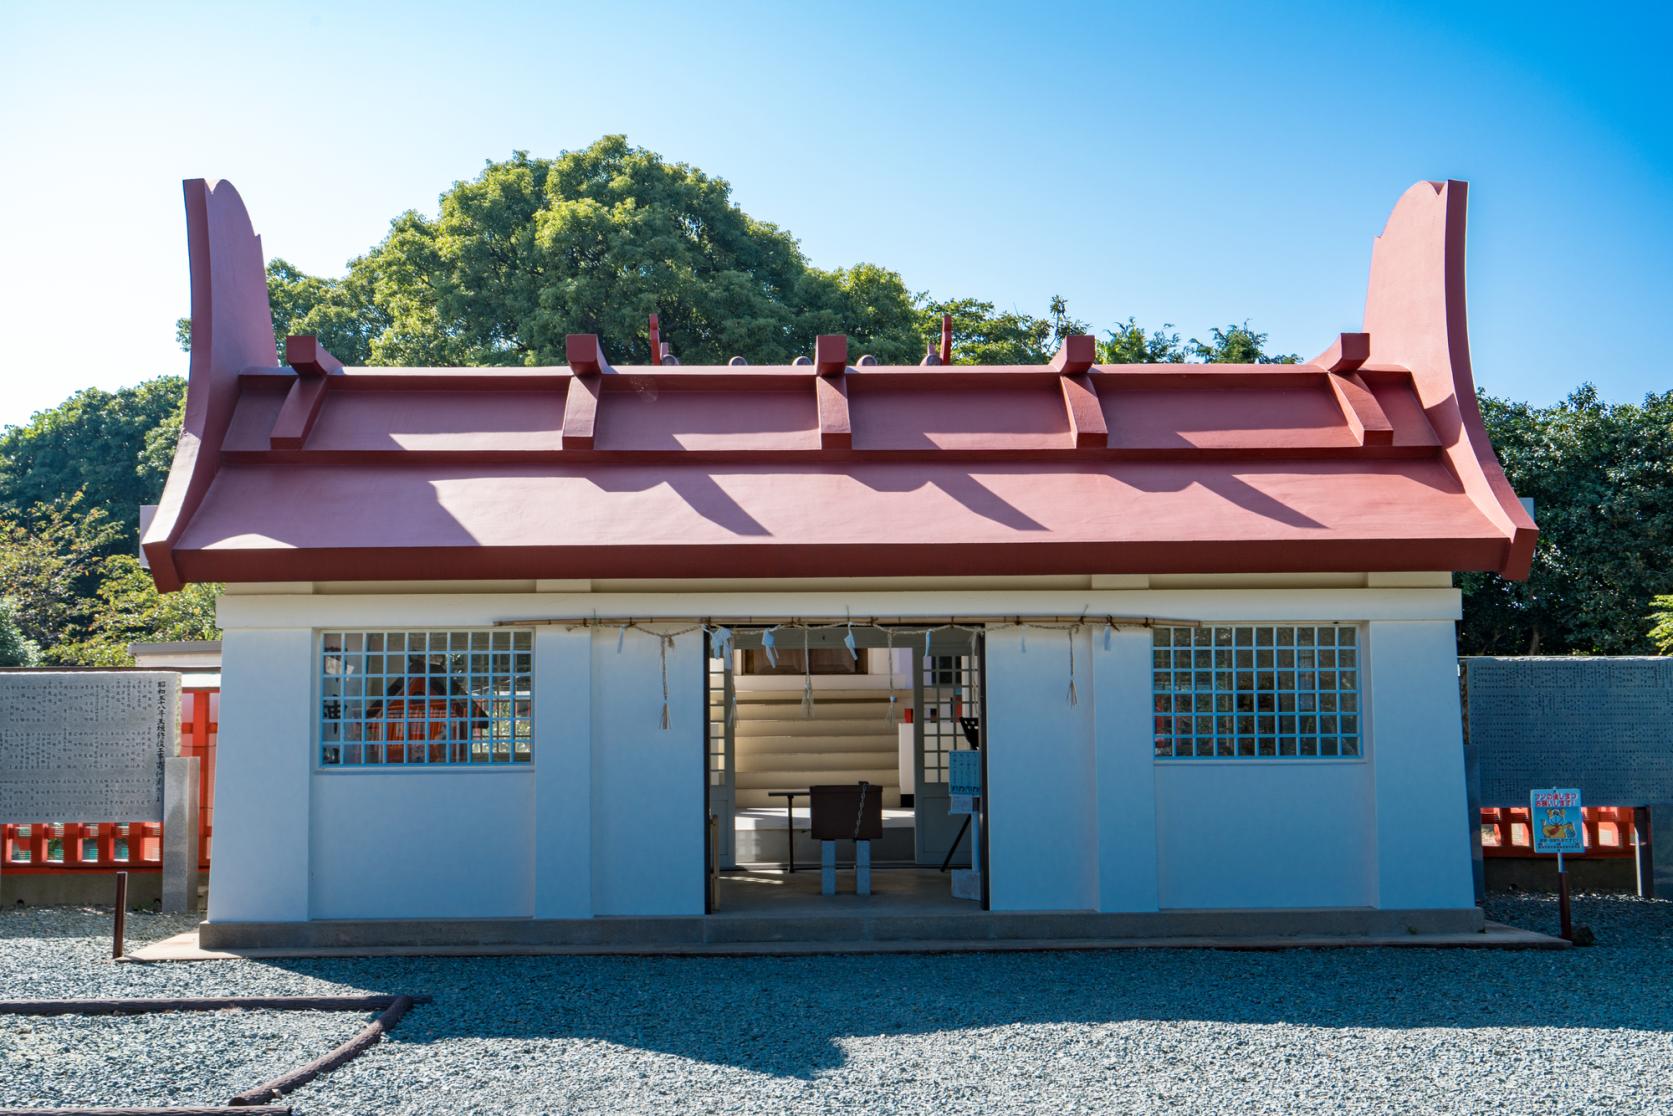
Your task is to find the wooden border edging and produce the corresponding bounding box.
[0,995,427,1017]
[229,995,415,1106]
[0,1108,291,1115]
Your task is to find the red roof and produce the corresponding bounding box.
[143,179,1535,590]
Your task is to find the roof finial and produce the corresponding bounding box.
[648,313,662,366]
[940,313,953,365]
[815,335,848,376]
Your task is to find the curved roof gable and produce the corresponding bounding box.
[143,179,1535,589]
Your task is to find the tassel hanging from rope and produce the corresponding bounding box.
[884,628,897,723]
[1066,626,1079,707]
[659,632,673,730]
[800,625,815,719]
[714,626,737,731]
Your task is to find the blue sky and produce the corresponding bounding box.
[1,0,1667,427]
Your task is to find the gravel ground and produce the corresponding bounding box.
[3,896,1672,1114]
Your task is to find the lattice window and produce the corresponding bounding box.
[1152,625,1360,759]
[922,654,979,784]
[319,630,532,767]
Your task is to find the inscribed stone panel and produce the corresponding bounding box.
[1466,657,1673,806]
[0,672,176,821]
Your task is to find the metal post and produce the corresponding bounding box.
[1557,851,1572,942]
[1634,806,1653,899]
[113,871,128,960]
[706,812,717,914]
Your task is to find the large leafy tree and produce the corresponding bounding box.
[55,555,221,666]
[0,596,38,667]
[1100,317,1187,363]
[207,138,933,367]
[1459,386,1673,655]
[0,377,184,551]
[1189,322,1299,364]
[915,295,1088,365]
[0,492,122,659]
[1650,596,1673,654]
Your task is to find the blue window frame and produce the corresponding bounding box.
[319,629,532,767]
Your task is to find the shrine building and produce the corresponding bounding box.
[143,177,1535,949]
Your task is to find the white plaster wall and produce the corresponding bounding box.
[1368,620,1475,909]
[1093,629,1160,912]
[533,627,592,918]
[589,626,706,916]
[309,770,534,919]
[207,628,313,922]
[211,582,1474,921]
[1154,762,1376,909]
[984,628,1098,911]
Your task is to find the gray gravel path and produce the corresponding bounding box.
[3,896,1671,1114]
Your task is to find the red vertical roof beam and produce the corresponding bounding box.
[814,334,852,449]
[939,314,953,365]
[561,334,611,450]
[270,335,343,450]
[648,314,662,366]
[1317,332,1393,446]
[1051,335,1107,449]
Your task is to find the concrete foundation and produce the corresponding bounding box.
[3,871,163,908]
[1484,858,1641,894]
[199,904,1484,952]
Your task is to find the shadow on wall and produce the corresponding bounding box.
[249,911,1673,1080]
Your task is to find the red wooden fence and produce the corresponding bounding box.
[1479,805,1638,858]
[2,686,217,876]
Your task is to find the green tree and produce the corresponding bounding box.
[57,555,221,666]
[177,259,385,364]
[0,596,38,667]
[137,392,184,490]
[1649,596,1673,654]
[1459,386,1673,655]
[179,140,931,366]
[0,492,123,658]
[914,296,1086,365]
[1189,321,1299,364]
[1099,317,1186,363]
[0,377,185,551]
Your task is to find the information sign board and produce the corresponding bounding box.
[1530,788,1585,855]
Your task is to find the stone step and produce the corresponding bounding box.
[735,749,895,774]
[739,773,903,799]
[734,718,896,737]
[736,732,897,755]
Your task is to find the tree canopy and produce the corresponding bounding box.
[0,377,184,551]
[1458,385,1673,655]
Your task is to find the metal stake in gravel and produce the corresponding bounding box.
[112,872,127,960]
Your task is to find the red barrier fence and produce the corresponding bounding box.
[179,686,217,868]
[1480,805,1639,858]
[2,686,217,876]
[1,822,163,872]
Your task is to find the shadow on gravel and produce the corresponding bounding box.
[228,895,1673,1080]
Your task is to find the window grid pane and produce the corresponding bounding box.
[922,654,978,785]
[1152,625,1359,760]
[320,629,533,767]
